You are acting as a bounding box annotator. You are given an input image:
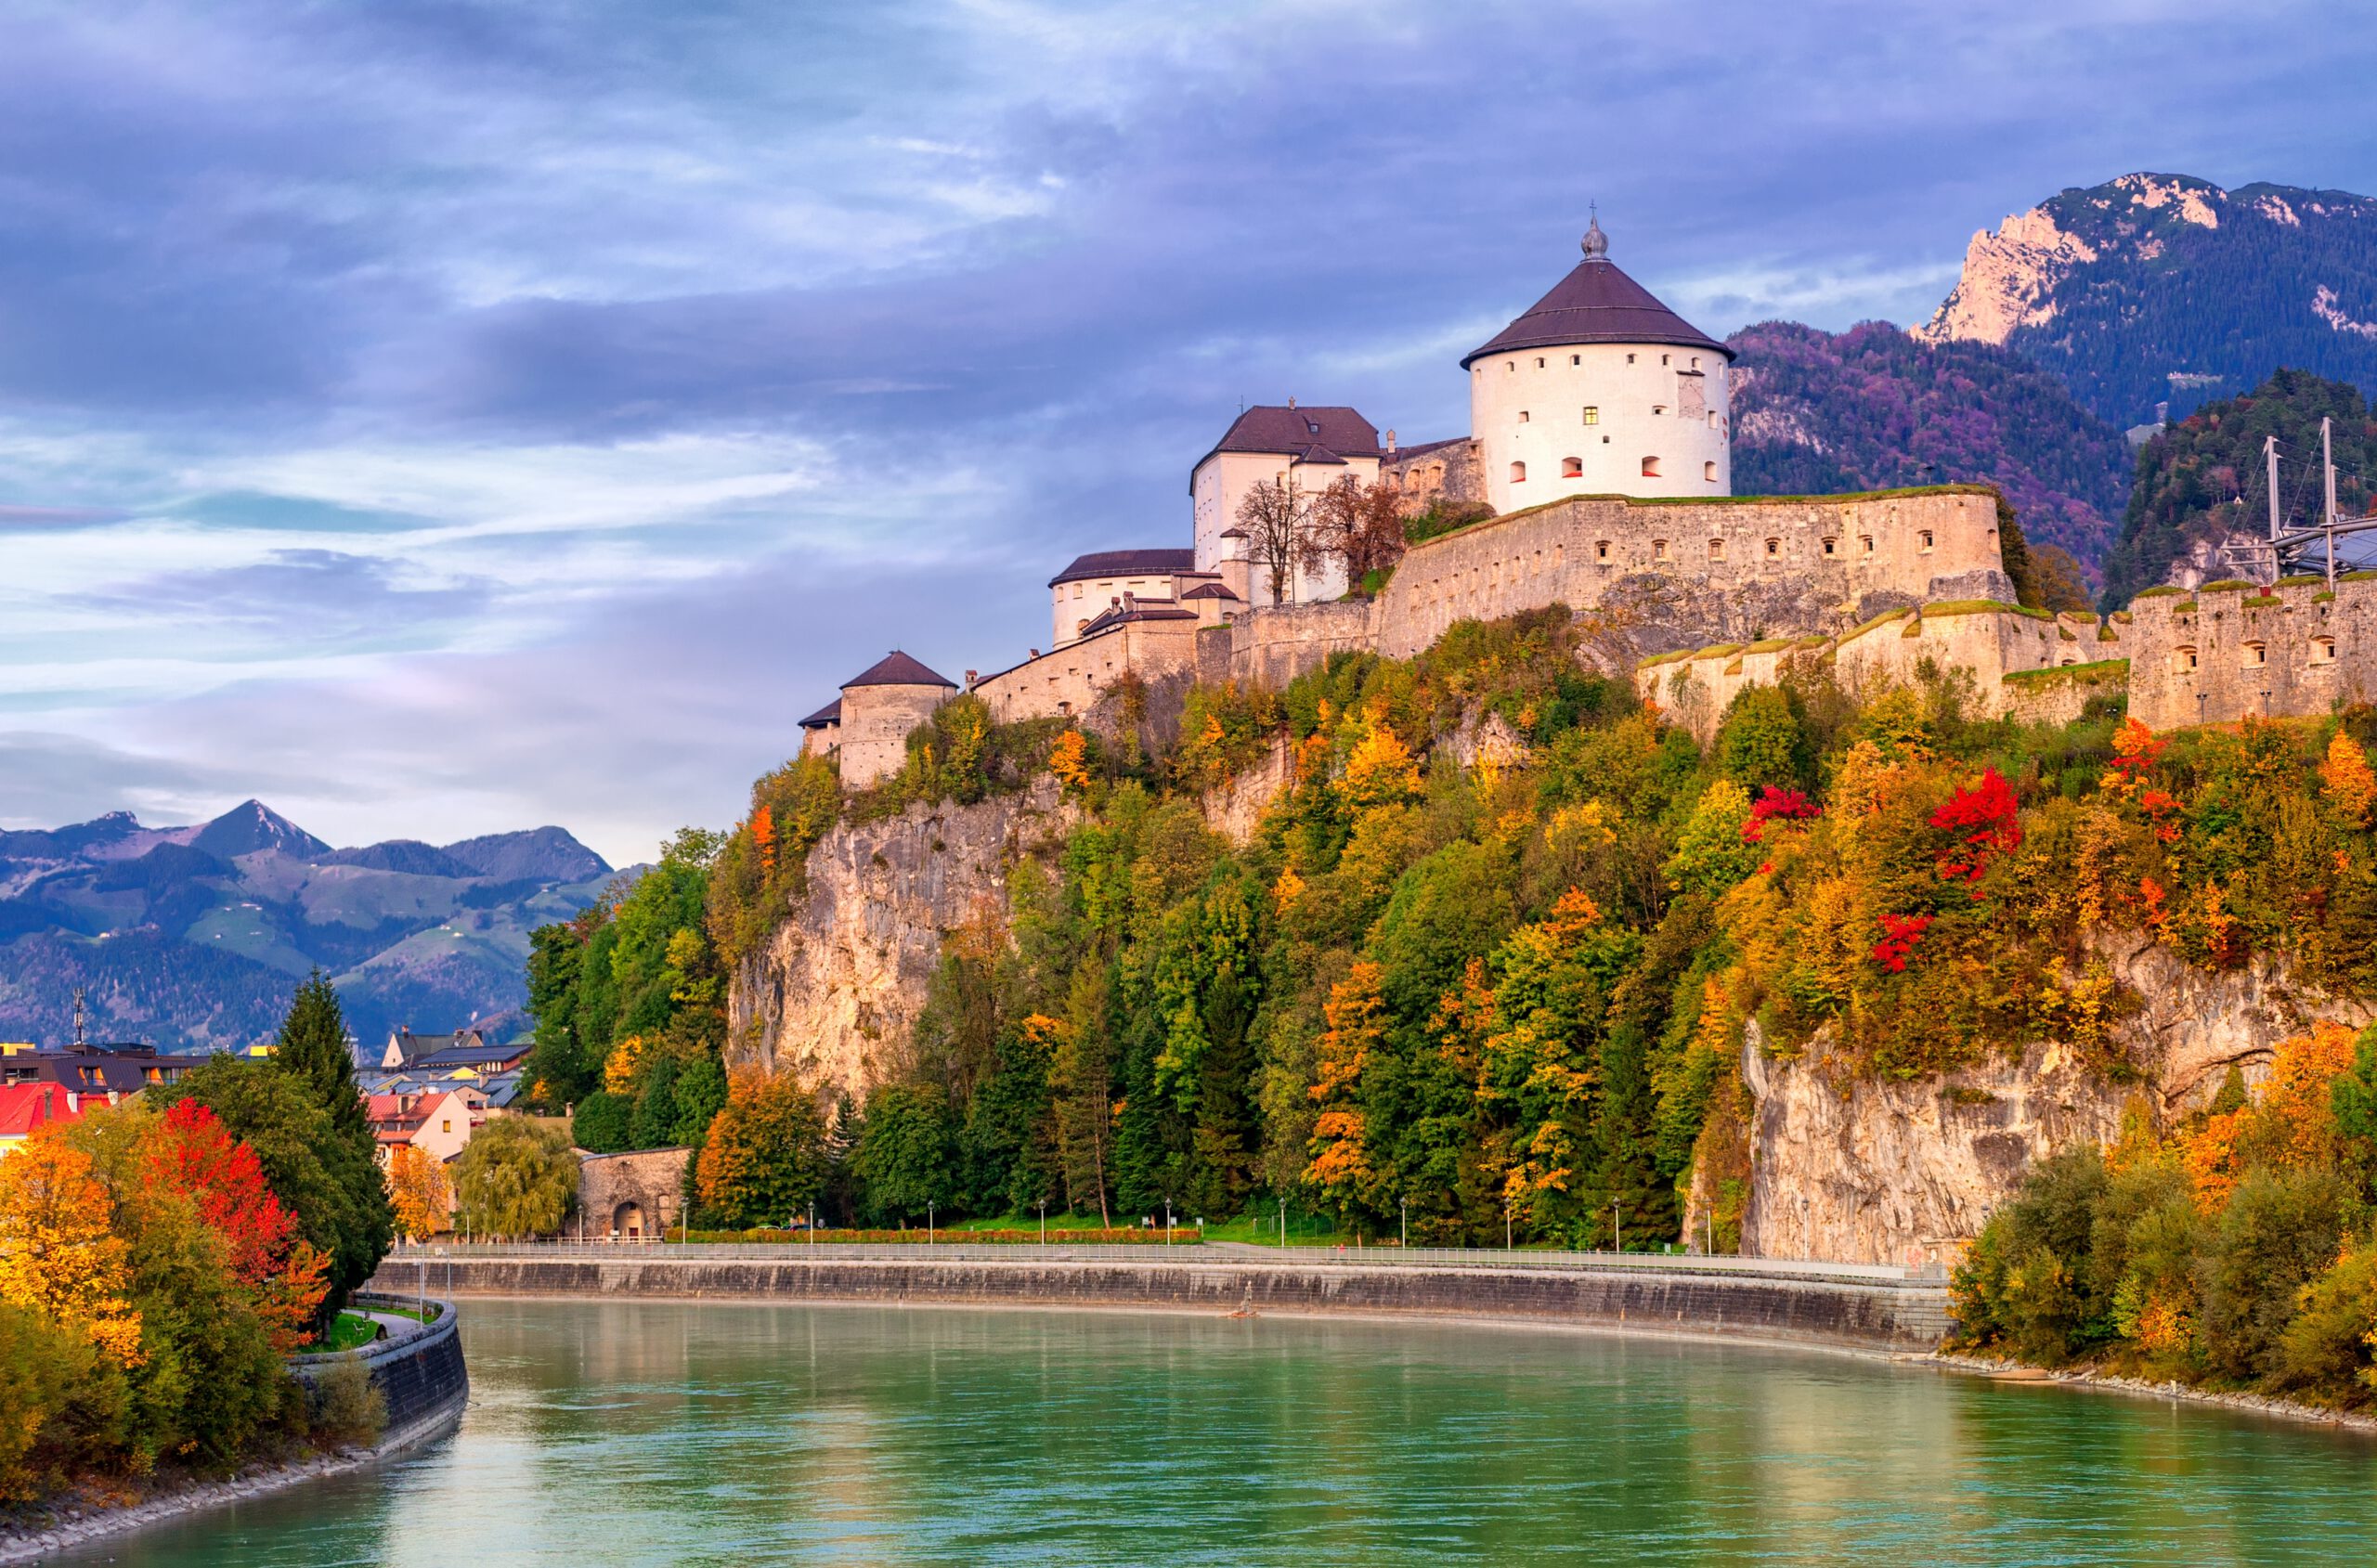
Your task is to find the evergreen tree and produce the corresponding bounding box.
[265,973,390,1307]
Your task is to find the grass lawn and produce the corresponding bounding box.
[322,1312,382,1352]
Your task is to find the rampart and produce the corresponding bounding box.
[971,616,1203,725]
[1208,600,1380,690]
[1375,488,2010,660]
[366,1248,1952,1354]
[2124,576,2377,730]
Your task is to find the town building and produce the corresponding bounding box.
[0,1082,91,1156]
[1190,404,1383,606]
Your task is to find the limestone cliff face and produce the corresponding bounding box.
[1739,936,2372,1267]
[1916,206,2099,348]
[726,778,1076,1096]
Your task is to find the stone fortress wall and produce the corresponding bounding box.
[2123,576,2377,731]
[1640,603,2134,745]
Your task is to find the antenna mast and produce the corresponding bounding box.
[71,987,86,1052]
[2325,416,2340,590]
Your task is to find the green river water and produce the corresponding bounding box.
[62,1299,2377,1566]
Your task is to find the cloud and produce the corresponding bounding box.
[0,0,2371,856]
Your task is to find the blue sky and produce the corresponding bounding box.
[3,0,2370,865]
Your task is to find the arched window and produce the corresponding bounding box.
[1821,538,1838,557]
[1652,404,1667,417]
[1561,456,1583,478]
[1706,460,1720,483]
[2174,645,2199,673]
[1918,530,1936,553]
[1764,538,1780,558]
[1510,460,1526,483]
[1595,539,1611,561]
[1430,463,1445,486]
[2242,641,2267,668]
[1707,538,1725,561]
[2312,636,2338,666]
[1653,538,1669,561]
[1859,535,1875,555]
[1641,456,1662,477]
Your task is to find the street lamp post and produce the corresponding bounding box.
[1400,1198,1408,1250]
[928,1200,936,1247]
[1278,1196,1286,1251]
[1038,1199,1047,1246]
[1164,1199,1174,1247]
[1612,1199,1622,1254]
[1504,1200,1513,1251]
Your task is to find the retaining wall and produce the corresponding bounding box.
[366,1252,1952,1353]
[291,1291,469,1438]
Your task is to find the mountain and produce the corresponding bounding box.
[0,807,614,1053]
[1916,172,2377,427]
[189,799,331,860]
[441,827,611,885]
[1728,319,2133,568]
[2098,368,2377,606]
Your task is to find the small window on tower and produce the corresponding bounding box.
[1627,353,1636,364]
[1570,354,1580,366]
[1860,535,1875,555]
[1692,356,1701,369]
[1706,461,1720,483]
[1661,354,1670,366]
[1582,406,1600,425]
[2313,636,2338,665]
[1764,538,1780,557]
[1653,538,1669,561]
[1822,538,1838,557]
[1918,530,1935,552]
[1562,456,1583,478]
[2242,641,2267,668]
[1653,404,1667,416]
[1536,356,1545,368]
[1595,539,1611,561]
[1507,361,1516,372]
[2175,644,2199,673]
[1641,456,1662,477]
[1708,411,1720,429]
[1518,410,1530,423]
[1510,461,1526,483]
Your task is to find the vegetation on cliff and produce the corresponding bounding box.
[1955,1018,2377,1410]
[2098,369,2376,608]
[696,603,2377,1248]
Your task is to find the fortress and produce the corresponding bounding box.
[797,223,2376,786]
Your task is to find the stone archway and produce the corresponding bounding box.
[613,1200,645,1239]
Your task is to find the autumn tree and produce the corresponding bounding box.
[694,1069,829,1229]
[1311,474,1409,592]
[388,1146,452,1242]
[1046,964,1117,1225]
[0,1134,141,1367]
[1234,474,1318,605]
[1305,962,1385,1222]
[453,1118,578,1239]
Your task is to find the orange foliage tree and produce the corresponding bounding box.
[388,1144,452,1243]
[1305,962,1385,1211]
[0,1133,142,1367]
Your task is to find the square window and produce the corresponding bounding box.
[1570,354,1580,366]
[1535,356,1545,368]
[1582,406,1599,425]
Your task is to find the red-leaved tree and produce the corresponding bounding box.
[149,1102,329,1348]
[1929,767,2021,894]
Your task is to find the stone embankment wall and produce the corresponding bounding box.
[290,1290,468,1439]
[1740,939,2374,1267]
[727,777,1077,1097]
[367,1253,1951,1353]
[2124,576,2377,730]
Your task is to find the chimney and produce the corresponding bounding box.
[1123,590,1136,610]
[964,669,978,688]
[1385,428,1396,454]
[1287,395,1296,409]
[1029,648,1041,660]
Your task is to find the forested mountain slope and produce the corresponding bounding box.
[0,801,616,1050]
[1918,172,2377,427]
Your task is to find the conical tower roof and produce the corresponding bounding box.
[842,650,955,691]
[1461,220,1732,369]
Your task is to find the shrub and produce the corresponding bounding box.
[310,1355,386,1448]
[2275,1240,2377,1406]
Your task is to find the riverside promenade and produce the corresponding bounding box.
[370,1242,1954,1353]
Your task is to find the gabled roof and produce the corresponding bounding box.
[0,1083,86,1139]
[1463,222,1732,368]
[842,651,955,691]
[799,698,842,730]
[1181,582,1242,601]
[410,1043,527,1070]
[1050,549,1197,589]
[1079,605,1200,637]
[1194,406,1382,474]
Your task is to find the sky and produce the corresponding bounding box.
[3,0,2371,867]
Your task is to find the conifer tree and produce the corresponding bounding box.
[267,973,392,1302]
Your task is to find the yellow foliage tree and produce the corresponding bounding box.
[1306,963,1385,1203]
[0,1133,142,1367]
[604,1033,652,1095]
[2180,1021,2359,1207]
[1048,729,1095,794]
[1339,725,1422,810]
[388,1144,451,1241]
[2319,731,2377,824]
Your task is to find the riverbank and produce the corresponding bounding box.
[0,1295,469,1565]
[367,1247,1954,1353]
[1921,1350,2377,1437]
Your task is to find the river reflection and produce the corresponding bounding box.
[65,1299,2377,1565]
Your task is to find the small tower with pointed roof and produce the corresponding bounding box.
[811,650,957,788]
[1464,218,1734,514]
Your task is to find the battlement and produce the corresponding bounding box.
[2124,576,2377,729]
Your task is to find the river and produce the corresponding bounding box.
[66,1299,2377,1565]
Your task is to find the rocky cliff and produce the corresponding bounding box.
[726,778,1076,1095]
[1740,936,2374,1267]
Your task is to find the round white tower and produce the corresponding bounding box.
[1465,218,1733,515]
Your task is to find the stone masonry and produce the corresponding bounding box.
[2124,576,2377,731]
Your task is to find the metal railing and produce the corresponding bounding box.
[388,1238,1942,1288]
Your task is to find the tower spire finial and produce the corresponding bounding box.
[1582,203,1607,259]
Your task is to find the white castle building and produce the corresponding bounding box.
[803,220,1755,786]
